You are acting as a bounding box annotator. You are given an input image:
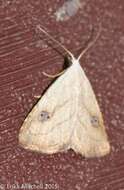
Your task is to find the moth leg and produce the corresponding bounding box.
[34,95,41,99]
[42,69,66,78]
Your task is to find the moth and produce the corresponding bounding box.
[19,25,110,158]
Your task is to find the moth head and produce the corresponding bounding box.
[64,54,78,68]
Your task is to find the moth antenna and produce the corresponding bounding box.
[77,23,102,61]
[37,25,74,60]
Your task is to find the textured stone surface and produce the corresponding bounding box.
[0,0,124,190]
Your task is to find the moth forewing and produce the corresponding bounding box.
[19,25,110,157]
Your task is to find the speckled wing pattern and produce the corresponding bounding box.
[19,62,110,157]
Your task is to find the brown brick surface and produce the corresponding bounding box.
[0,1,124,190]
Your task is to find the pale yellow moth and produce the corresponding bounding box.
[19,25,110,158]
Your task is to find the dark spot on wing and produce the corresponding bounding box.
[40,111,50,122]
[91,116,99,128]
